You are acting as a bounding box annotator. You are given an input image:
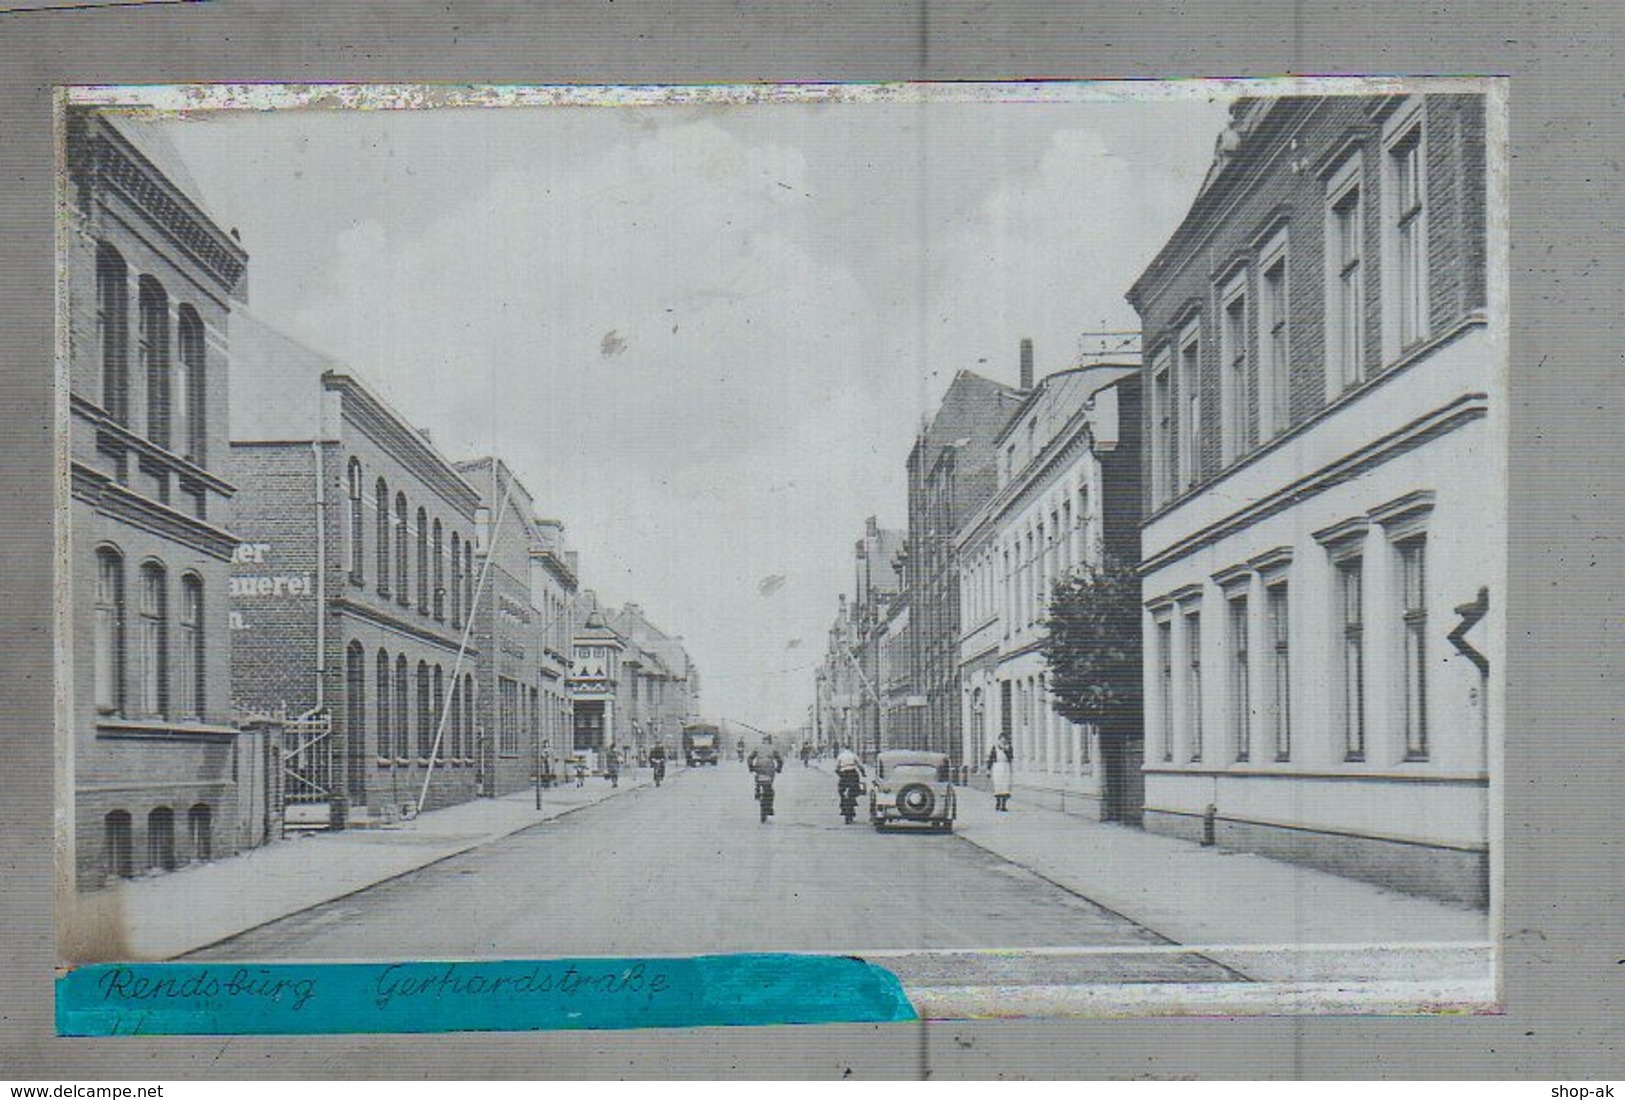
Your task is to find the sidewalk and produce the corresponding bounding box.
[949,781,1492,985]
[77,773,651,962]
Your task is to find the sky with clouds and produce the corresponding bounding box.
[153,87,1234,731]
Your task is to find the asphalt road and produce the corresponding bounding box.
[192,761,1240,987]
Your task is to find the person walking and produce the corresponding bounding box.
[987,734,1013,812]
[604,747,620,788]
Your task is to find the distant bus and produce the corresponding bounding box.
[681,722,721,766]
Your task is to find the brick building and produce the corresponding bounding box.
[955,362,1143,819]
[902,365,1026,757]
[1127,92,1500,904]
[605,603,699,762]
[229,315,482,821]
[64,109,250,889]
[456,457,550,798]
[529,518,579,784]
[848,516,906,759]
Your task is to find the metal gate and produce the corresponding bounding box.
[281,711,335,805]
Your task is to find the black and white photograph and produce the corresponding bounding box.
[56,78,1506,1023]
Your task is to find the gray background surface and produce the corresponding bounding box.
[2,0,1619,1080]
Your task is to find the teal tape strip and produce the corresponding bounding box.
[56,954,917,1035]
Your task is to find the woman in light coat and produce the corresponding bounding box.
[987,734,1013,812]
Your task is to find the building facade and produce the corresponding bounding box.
[606,603,698,762]
[955,363,1143,819]
[849,517,906,756]
[229,316,482,821]
[530,518,579,784]
[456,457,550,798]
[1127,93,1499,905]
[65,110,251,889]
[569,602,624,768]
[903,367,1026,757]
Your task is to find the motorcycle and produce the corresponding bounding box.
[754,774,776,822]
[837,769,863,824]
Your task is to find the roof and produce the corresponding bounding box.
[101,112,231,234]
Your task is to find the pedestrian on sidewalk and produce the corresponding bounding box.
[605,748,620,788]
[574,756,587,788]
[987,734,1013,812]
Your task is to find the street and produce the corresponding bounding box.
[190,761,1242,989]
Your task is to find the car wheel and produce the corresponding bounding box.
[895,783,935,821]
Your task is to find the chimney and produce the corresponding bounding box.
[1019,338,1034,391]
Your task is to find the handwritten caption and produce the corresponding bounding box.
[94,961,672,1016]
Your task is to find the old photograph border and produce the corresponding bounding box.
[2,0,1620,1082]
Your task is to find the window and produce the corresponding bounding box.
[1387,113,1429,352]
[464,541,474,623]
[1326,158,1365,391]
[138,277,170,448]
[147,807,176,871]
[346,642,366,798]
[94,547,125,715]
[175,306,206,463]
[1399,536,1429,759]
[187,804,212,862]
[97,244,129,424]
[1185,610,1203,762]
[347,459,364,583]
[1150,350,1172,505]
[416,661,431,759]
[1156,618,1173,762]
[432,519,445,619]
[1229,593,1250,761]
[416,506,429,613]
[1258,232,1290,438]
[177,574,203,720]
[137,561,167,718]
[450,534,462,628]
[395,654,409,759]
[1220,274,1252,462]
[462,674,475,761]
[449,677,462,761]
[395,493,409,606]
[376,649,392,763]
[1338,557,1366,759]
[433,664,445,760]
[376,478,391,595]
[104,811,134,879]
[1178,325,1201,491]
[1267,581,1291,760]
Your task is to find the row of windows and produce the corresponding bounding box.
[1150,526,1429,769]
[968,672,1091,777]
[962,480,1099,640]
[1149,100,1433,507]
[343,643,476,774]
[345,458,474,630]
[495,676,542,756]
[94,547,205,721]
[103,803,212,880]
[96,243,208,464]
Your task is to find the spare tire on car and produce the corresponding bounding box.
[895,782,935,821]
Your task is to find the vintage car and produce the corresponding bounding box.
[868,749,956,832]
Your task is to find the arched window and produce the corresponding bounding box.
[376,649,391,764]
[147,806,176,871]
[346,641,366,800]
[137,560,167,717]
[394,654,409,759]
[394,493,409,606]
[449,534,462,628]
[449,676,461,761]
[416,660,431,759]
[347,459,365,584]
[416,506,429,613]
[96,244,129,424]
[432,519,444,620]
[187,804,212,862]
[94,546,125,715]
[104,810,133,879]
[432,664,445,760]
[177,573,203,720]
[175,305,206,463]
[376,478,391,594]
[138,276,170,448]
[462,674,475,762]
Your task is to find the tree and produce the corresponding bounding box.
[1039,557,1143,739]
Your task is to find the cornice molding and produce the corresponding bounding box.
[72,463,239,559]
